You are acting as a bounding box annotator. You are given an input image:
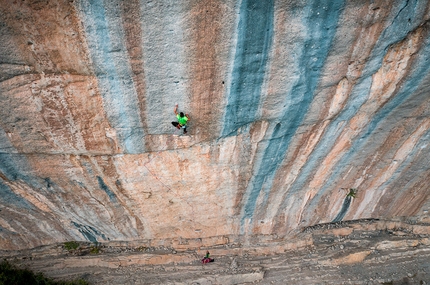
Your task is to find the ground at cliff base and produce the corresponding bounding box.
[1,218,429,285]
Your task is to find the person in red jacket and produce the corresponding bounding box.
[201,251,214,264]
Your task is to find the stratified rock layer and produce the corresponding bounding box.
[3,218,430,284]
[0,0,429,250]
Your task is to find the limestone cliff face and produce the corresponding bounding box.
[0,0,429,250]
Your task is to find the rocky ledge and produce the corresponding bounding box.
[2,217,429,285]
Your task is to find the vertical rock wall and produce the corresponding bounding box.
[0,0,429,250]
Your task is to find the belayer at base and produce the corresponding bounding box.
[201,251,214,264]
[171,104,190,134]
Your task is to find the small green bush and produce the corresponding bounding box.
[64,241,80,251]
[89,246,100,254]
[346,188,357,198]
[136,246,147,252]
[0,260,89,285]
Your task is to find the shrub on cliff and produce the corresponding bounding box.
[63,241,80,251]
[0,260,88,285]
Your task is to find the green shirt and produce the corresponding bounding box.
[177,114,188,126]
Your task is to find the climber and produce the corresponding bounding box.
[201,250,214,264]
[171,104,190,134]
